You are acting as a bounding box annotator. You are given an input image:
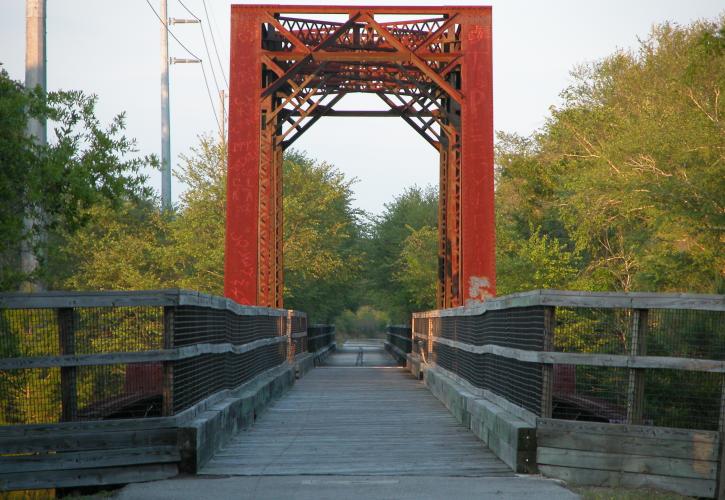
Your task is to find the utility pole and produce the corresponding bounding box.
[159,5,200,211]
[219,89,226,145]
[21,0,46,291]
[160,0,171,210]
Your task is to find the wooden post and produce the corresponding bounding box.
[540,306,555,418]
[58,307,77,422]
[626,309,648,425]
[287,310,294,360]
[162,306,174,417]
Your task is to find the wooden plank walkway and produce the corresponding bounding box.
[200,347,513,477]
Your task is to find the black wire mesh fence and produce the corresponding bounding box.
[387,325,412,355]
[307,325,335,354]
[0,291,306,425]
[413,292,725,431]
[551,306,725,431]
[424,307,546,416]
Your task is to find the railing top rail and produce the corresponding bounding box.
[0,289,307,318]
[412,290,725,318]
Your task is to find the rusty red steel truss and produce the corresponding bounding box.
[225,5,495,310]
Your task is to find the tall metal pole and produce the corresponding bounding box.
[160,0,171,210]
[21,0,46,291]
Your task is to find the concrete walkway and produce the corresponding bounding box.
[115,343,578,499]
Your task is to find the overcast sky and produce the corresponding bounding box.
[1,1,722,214]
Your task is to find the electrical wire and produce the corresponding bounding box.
[145,0,201,60]
[176,0,228,122]
[145,0,221,132]
[202,0,229,88]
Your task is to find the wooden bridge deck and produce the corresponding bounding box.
[200,348,512,477]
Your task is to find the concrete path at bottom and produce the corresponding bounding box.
[115,348,578,499]
[116,474,577,499]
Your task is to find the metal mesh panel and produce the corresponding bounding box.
[174,306,227,346]
[171,309,289,413]
[646,309,725,359]
[307,325,334,353]
[291,336,307,357]
[432,342,543,416]
[0,309,59,357]
[552,365,628,423]
[554,307,631,354]
[0,296,298,424]
[0,367,60,424]
[75,307,163,354]
[438,307,545,348]
[173,353,221,413]
[387,325,412,354]
[172,343,287,413]
[643,369,721,430]
[76,363,162,420]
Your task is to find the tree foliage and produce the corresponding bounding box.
[496,17,724,294]
[0,69,153,290]
[364,186,438,322]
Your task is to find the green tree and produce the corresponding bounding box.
[335,306,389,340]
[0,69,153,290]
[365,186,438,321]
[495,17,725,294]
[53,140,365,323]
[283,151,364,322]
[394,225,437,311]
[168,137,227,294]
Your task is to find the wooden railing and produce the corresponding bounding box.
[385,325,412,363]
[411,290,725,497]
[0,289,309,491]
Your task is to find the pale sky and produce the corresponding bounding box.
[1,1,722,214]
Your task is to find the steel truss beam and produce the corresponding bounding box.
[226,5,494,309]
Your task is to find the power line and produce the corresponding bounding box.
[175,0,198,20]
[202,0,229,88]
[199,62,222,131]
[145,0,221,138]
[200,23,222,98]
[145,0,200,60]
[175,0,227,122]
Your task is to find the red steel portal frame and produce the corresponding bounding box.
[225,4,494,309]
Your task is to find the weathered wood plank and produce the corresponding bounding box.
[412,290,725,317]
[537,446,717,480]
[541,307,554,418]
[537,418,719,443]
[0,463,178,491]
[626,309,648,425]
[200,359,513,478]
[538,464,715,498]
[0,446,180,473]
[716,373,725,499]
[0,428,177,454]
[428,337,725,373]
[0,336,289,369]
[58,307,77,422]
[537,429,719,461]
[0,289,307,318]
